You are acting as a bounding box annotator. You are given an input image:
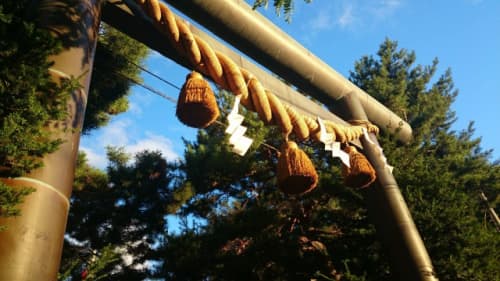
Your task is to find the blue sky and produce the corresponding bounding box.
[80,0,500,169]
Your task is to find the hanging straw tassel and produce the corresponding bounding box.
[176,71,219,128]
[341,145,376,188]
[277,141,318,195]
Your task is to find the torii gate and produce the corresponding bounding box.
[0,0,438,280]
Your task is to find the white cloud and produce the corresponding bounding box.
[99,119,131,147]
[121,253,134,266]
[371,0,401,18]
[127,87,155,116]
[80,146,109,169]
[124,132,180,162]
[300,3,353,44]
[310,10,334,31]
[80,119,180,169]
[337,4,355,28]
[128,101,143,116]
[300,0,403,37]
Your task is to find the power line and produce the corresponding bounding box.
[98,40,181,91]
[125,58,181,91]
[105,54,281,154]
[113,71,178,103]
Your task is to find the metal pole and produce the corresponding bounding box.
[479,191,500,231]
[164,0,413,144]
[0,0,101,280]
[338,92,438,281]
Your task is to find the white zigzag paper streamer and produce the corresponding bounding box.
[317,117,350,167]
[362,128,394,173]
[225,96,253,156]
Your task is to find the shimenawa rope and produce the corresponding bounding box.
[132,0,379,143]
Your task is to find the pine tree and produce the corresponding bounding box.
[0,182,34,232]
[60,148,178,280]
[0,1,148,230]
[349,38,500,281]
[0,0,78,229]
[160,40,499,281]
[83,23,149,133]
[0,0,77,177]
[160,90,389,280]
[252,0,312,22]
[58,245,120,281]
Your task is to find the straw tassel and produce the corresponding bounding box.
[341,146,376,188]
[176,71,219,128]
[277,141,318,195]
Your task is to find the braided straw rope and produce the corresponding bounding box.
[134,0,379,142]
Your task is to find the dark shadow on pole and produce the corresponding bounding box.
[337,92,439,281]
[0,1,102,280]
[37,0,101,66]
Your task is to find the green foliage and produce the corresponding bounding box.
[350,38,500,281]
[58,245,120,281]
[252,0,312,22]
[160,40,499,281]
[0,0,82,231]
[61,149,178,279]
[0,182,34,231]
[160,90,389,280]
[73,153,109,192]
[0,0,79,176]
[0,1,148,233]
[83,24,149,132]
[83,245,121,281]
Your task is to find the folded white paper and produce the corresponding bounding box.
[229,126,247,144]
[330,142,350,168]
[231,135,253,156]
[225,96,254,156]
[317,117,350,167]
[362,128,394,173]
[225,114,244,134]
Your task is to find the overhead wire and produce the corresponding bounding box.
[127,0,380,143]
[104,58,282,154]
[112,70,178,103]
[123,57,181,91]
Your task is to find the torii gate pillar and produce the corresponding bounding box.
[0,0,101,280]
[339,92,438,281]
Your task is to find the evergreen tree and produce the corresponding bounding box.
[60,148,178,280]
[83,23,149,133]
[349,39,499,281]
[160,91,389,281]
[160,40,499,281]
[0,0,148,230]
[252,0,311,22]
[0,182,34,232]
[58,245,120,281]
[0,0,77,229]
[0,0,77,177]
